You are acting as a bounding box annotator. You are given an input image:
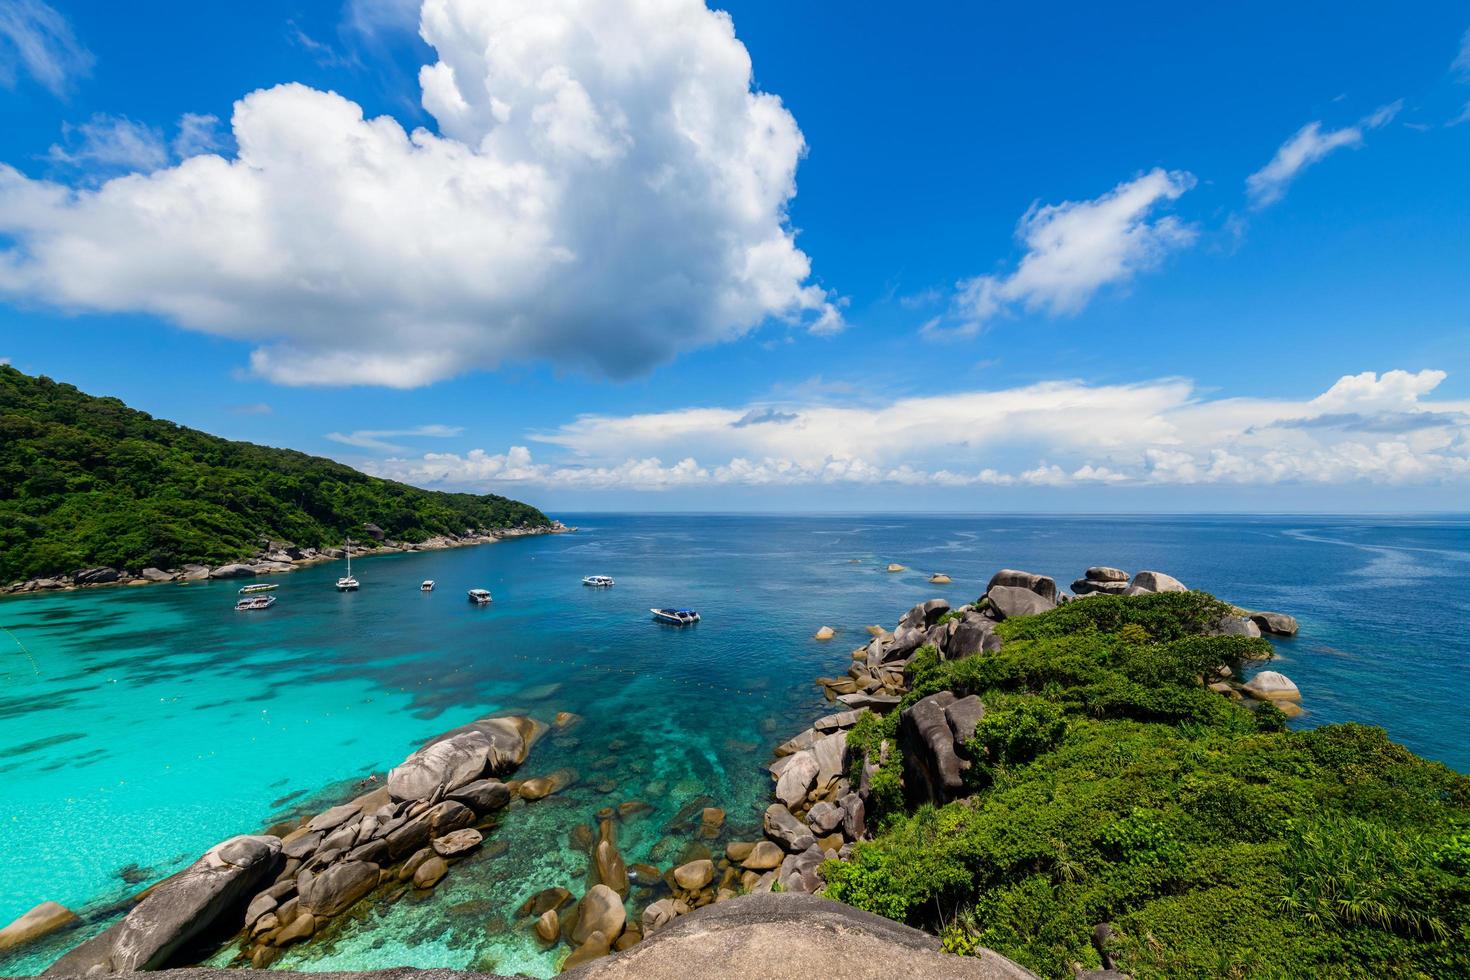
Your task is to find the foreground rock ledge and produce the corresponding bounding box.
[39,895,1035,980]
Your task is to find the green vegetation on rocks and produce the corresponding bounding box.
[0,366,548,581]
[823,591,1470,978]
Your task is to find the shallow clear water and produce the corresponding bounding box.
[2,514,1467,975]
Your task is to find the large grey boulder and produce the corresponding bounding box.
[949,617,996,658]
[45,836,281,974]
[1243,671,1300,701]
[74,567,121,585]
[899,692,986,805]
[387,731,495,800]
[419,714,541,776]
[1216,616,1262,638]
[985,585,1056,620]
[1249,611,1299,636]
[1071,577,1129,596]
[139,568,176,583]
[898,598,950,631]
[1085,566,1129,582]
[836,692,901,713]
[560,892,1039,978]
[299,860,380,917]
[572,884,626,946]
[884,624,929,661]
[776,846,824,894]
[773,751,818,809]
[209,563,256,579]
[763,804,815,853]
[0,901,77,954]
[447,778,512,812]
[986,569,1057,603]
[1130,570,1187,593]
[811,731,848,791]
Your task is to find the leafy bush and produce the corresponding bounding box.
[967,694,1067,775]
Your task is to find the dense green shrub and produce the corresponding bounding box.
[0,367,549,580]
[822,593,1470,978]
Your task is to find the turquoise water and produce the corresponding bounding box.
[2,514,1468,975]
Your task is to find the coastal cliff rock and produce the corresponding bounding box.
[1131,570,1187,592]
[984,586,1056,620]
[46,835,281,974]
[899,691,985,804]
[1249,611,1299,636]
[986,569,1058,603]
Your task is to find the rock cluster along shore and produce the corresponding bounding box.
[730,564,1307,910]
[1,522,573,596]
[25,714,543,974]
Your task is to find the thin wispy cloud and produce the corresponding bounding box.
[326,424,464,452]
[172,113,223,158]
[227,402,273,416]
[1245,101,1401,208]
[0,0,92,97]
[925,168,1196,339]
[47,114,169,171]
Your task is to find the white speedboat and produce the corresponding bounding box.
[239,583,279,595]
[421,580,435,592]
[335,539,359,592]
[235,595,276,611]
[467,588,493,605]
[651,607,699,626]
[582,575,615,587]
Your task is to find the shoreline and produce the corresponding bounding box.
[0,523,575,600]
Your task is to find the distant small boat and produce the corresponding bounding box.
[582,575,615,587]
[238,583,279,595]
[336,539,360,592]
[421,580,435,592]
[651,608,699,626]
[467,588,493,605]
[235,595,276,611]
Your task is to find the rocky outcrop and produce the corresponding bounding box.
[1249,611,1299,636]
[1130,570,1186,593]
[563,893,1038,978]
[899,691,985,804]
[46,836,281,974]
[1243,670,1300,701]
[985,586,1055,620]
[986,569,1057,603]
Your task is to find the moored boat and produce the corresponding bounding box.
[234,595,276,611]
[582,575,615,587]
[467,588,492,605]
[239,583,279,595]
[651,607,699,626]
[335,539,359,592]
[421,580,435,592]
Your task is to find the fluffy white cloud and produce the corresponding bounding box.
[0,0,91,97]
[1245,102,1401,208]
[365,368,1470,492]
[928,169,1196,338]
[0,0,839,387]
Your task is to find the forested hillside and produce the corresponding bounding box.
[0,367,548,582]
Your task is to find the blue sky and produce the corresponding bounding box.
[1,0,1468,511]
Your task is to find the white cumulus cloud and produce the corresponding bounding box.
[364,369,1470,492]
[0,0,839,387]
[927,169,1196,338]
[1245,102,1401,208]
[325,423,463,452]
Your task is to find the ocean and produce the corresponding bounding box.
[2,514,1467,976]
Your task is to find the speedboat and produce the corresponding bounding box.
[467,588,493,605]
[582,575,615,587]
[235,595,276,611]
[239,583,279,595]
[651,608,699,626]
[421,580,435,592]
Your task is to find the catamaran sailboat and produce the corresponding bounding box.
[335,539,360,592]
[650,608,699,626]
[582,575,615,587]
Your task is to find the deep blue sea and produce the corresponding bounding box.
[2,514,1467,976]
